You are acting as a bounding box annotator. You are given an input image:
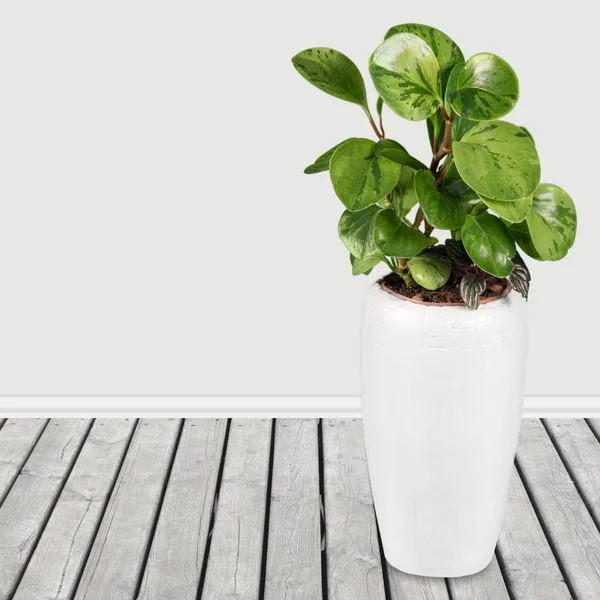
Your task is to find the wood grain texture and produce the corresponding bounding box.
[13,419,136,600]
[264,419,322,600]
[138,419,227,600]
[74,419,181,600]
[517,418,600,598]
[447,555,510,599]
[0,418,92,600]
[497,467,571,600]
[0,418,48,506]
[544,419,600,526]
[201,418,273,600]
[322,418,386,600]
[387,567,450,600]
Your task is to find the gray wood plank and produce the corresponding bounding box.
[447,556,510,599]
[201,418,272,600]
[0,418,48,506]
[0,418,5,430]
[138,419,227,600]
[13,419,136,600]
[74,419,181,600]
[587,418,600,441]
[497,466,571,600]
[322,418,386,600]
[0,418,92,600]
[517,418,600,598]
[387,567,450,600]
[264,419,322,600]
[544,419,600,526]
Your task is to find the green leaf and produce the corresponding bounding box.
[453,121,540,201]
[369,33,442,122]
[460,273,486,309]
[444,61,463,114]
[525,183,577,261]
[414,170,466,230]
[452,114,478,141]
[440,163,478,201]
[445,239,473,265]
[292,48,369,111]
[427,109,445,153]
[461,212,516,277]
[374,139,427,171]
[304,140,347,174]
[376,96,384,118]
[338,205,382,259]
[374,209,437,257]
[505,219,542,260]
[391,167,418,216]
[521,126,535,145]
[384,23,464,85]
[480,195,532,223]
[350,253,382,276]
[330,139,401,211]
[407,254,452,290]
[450,53,519,120]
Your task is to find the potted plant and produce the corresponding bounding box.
[292,24,576,577]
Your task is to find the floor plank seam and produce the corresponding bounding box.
[68,418,139,600]
[514,455,579,600]
[257,418,276,600]
[494,545,517,600]
[316,418,329,600]
[196,418,232,600]
[131,418,186,600]
[541,419,600,535]
[8,418,95,600]
[0,419,50,509]
[584,418,600,445]
[374,513,392,600]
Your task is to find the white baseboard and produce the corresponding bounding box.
[1,396,599,418]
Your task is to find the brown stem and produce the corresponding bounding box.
[424,222,435,237]
[378,112,385,139]
[399,258,408,272]
[434,159,454,187]
[412,208,424,230]
[430,107,453,173]
[368,115,383,140]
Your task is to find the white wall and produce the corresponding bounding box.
[0,0,596,396]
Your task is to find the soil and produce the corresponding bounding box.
[381,270,509,305]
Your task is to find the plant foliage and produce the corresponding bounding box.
[292,24,577,308]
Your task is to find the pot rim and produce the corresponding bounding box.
[379,278,513,307]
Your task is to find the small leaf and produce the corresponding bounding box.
[376,96,384,118]
[391,167,418,216]
[461,212,516,277]
[427,110,445,152]
[304,140,347,174]
[444,61,463,115]
[440,163,478,201]
[505,219,542,260]
[512,251,531,280]
[453,121,540,201]
[445,239,472,265]
[374,139,427,171]
[369,33,442,122]
[350,253,382,276]
[338,205,381,259]
[374,209,437,257]
[450,53,519,120]
[480,195,533,223]
[509,261,530,299]
[407,254,452,290]
[414,170,466,230]
[292,48,369,110]
[460,273,486,309]
[330,138,401,211]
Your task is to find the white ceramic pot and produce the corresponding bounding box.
[361,281,527,577]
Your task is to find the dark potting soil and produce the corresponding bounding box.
[381,271,509,305]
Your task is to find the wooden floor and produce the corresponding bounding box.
[0,419,599,600]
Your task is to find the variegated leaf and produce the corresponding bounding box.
[509,261,530,299]
[445,239,473,265]
[414,170,466,230]
[460,273,486,309]
[480,195,533,223]
[338,205,381,259]
[350,253,383,276]
[407,254,452,290]
[304,140,348,174]
[374,209,437,257]
[374,139,427,171]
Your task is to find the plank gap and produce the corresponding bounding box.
[257,419,277,600]
[584,418,600,445]
[514,456,579,600]
[374,514,392,600]
[131,419,186,600]
[316,418,329,600]
[494,546,517,600]
[541,419,600,536]
[7,418,95,599]
[195,418,232,600]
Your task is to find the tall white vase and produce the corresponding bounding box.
[361,281,527,577]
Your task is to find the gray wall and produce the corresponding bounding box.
[0,0,596,395]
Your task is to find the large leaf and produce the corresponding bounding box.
[374,139,427,171]
[384,23,463,85]
[453,121,540,201]
[392,167,418,216]
[440,163,478,201]
[480,195,532,223]
[330,139,401,211]
[452,114,478,141]
[407,254,452,290]
[460,273,486,309]
[505,220,542,260]
[461,212,516,277]
[449,53,519,120]
[525,183,577,260]
[350,253,382,276]
[304,140,348,174]
[338,205,381,259]
[292,48,369,111]
[374,209,437,257]
[414,170,466,229]
[369,33,442,122]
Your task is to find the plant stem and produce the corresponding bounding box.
[434,159,454,187]
[430,107,453,173]
[412,208,424,229]
[378,112,385,139]
[366,110,383,140]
